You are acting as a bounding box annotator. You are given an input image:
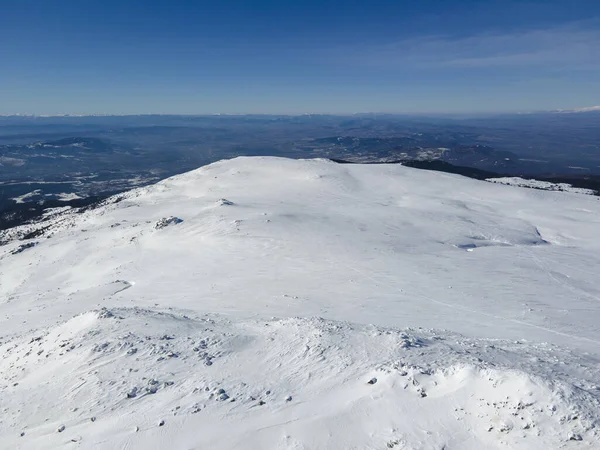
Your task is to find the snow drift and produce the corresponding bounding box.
[2,308,598,449]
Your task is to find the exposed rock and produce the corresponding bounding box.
[568,433,583,441]
[155,216,183,229]
[126,387,138,399]
[11,242,38,255]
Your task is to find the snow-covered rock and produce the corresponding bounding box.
[10,241,37,255]
[155,216,183,229]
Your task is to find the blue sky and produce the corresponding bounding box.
[1,0,599,114]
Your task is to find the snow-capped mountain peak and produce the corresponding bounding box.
[1,157,599,449]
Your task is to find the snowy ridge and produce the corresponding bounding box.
[1,157,600,448]
[2,307,598,449]
[486,177,597,195]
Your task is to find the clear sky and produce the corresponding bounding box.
[1,0,599,115]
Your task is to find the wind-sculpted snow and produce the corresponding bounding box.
[1,157,600,448]
[1,308,598,449]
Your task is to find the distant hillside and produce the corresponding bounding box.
[332,158,600,195]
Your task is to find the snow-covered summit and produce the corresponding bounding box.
[1,157,599,449]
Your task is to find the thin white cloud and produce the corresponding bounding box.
[331,22,600,70]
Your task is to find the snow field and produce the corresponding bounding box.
[1,157,600,448]
[1,308,598,449]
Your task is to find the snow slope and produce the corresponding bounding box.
[486,177,596,195]
[1,157,599,449]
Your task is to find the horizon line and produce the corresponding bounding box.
[1,107,599,118]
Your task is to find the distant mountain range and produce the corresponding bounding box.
[1,106,600,117]
[555,106,600,113]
